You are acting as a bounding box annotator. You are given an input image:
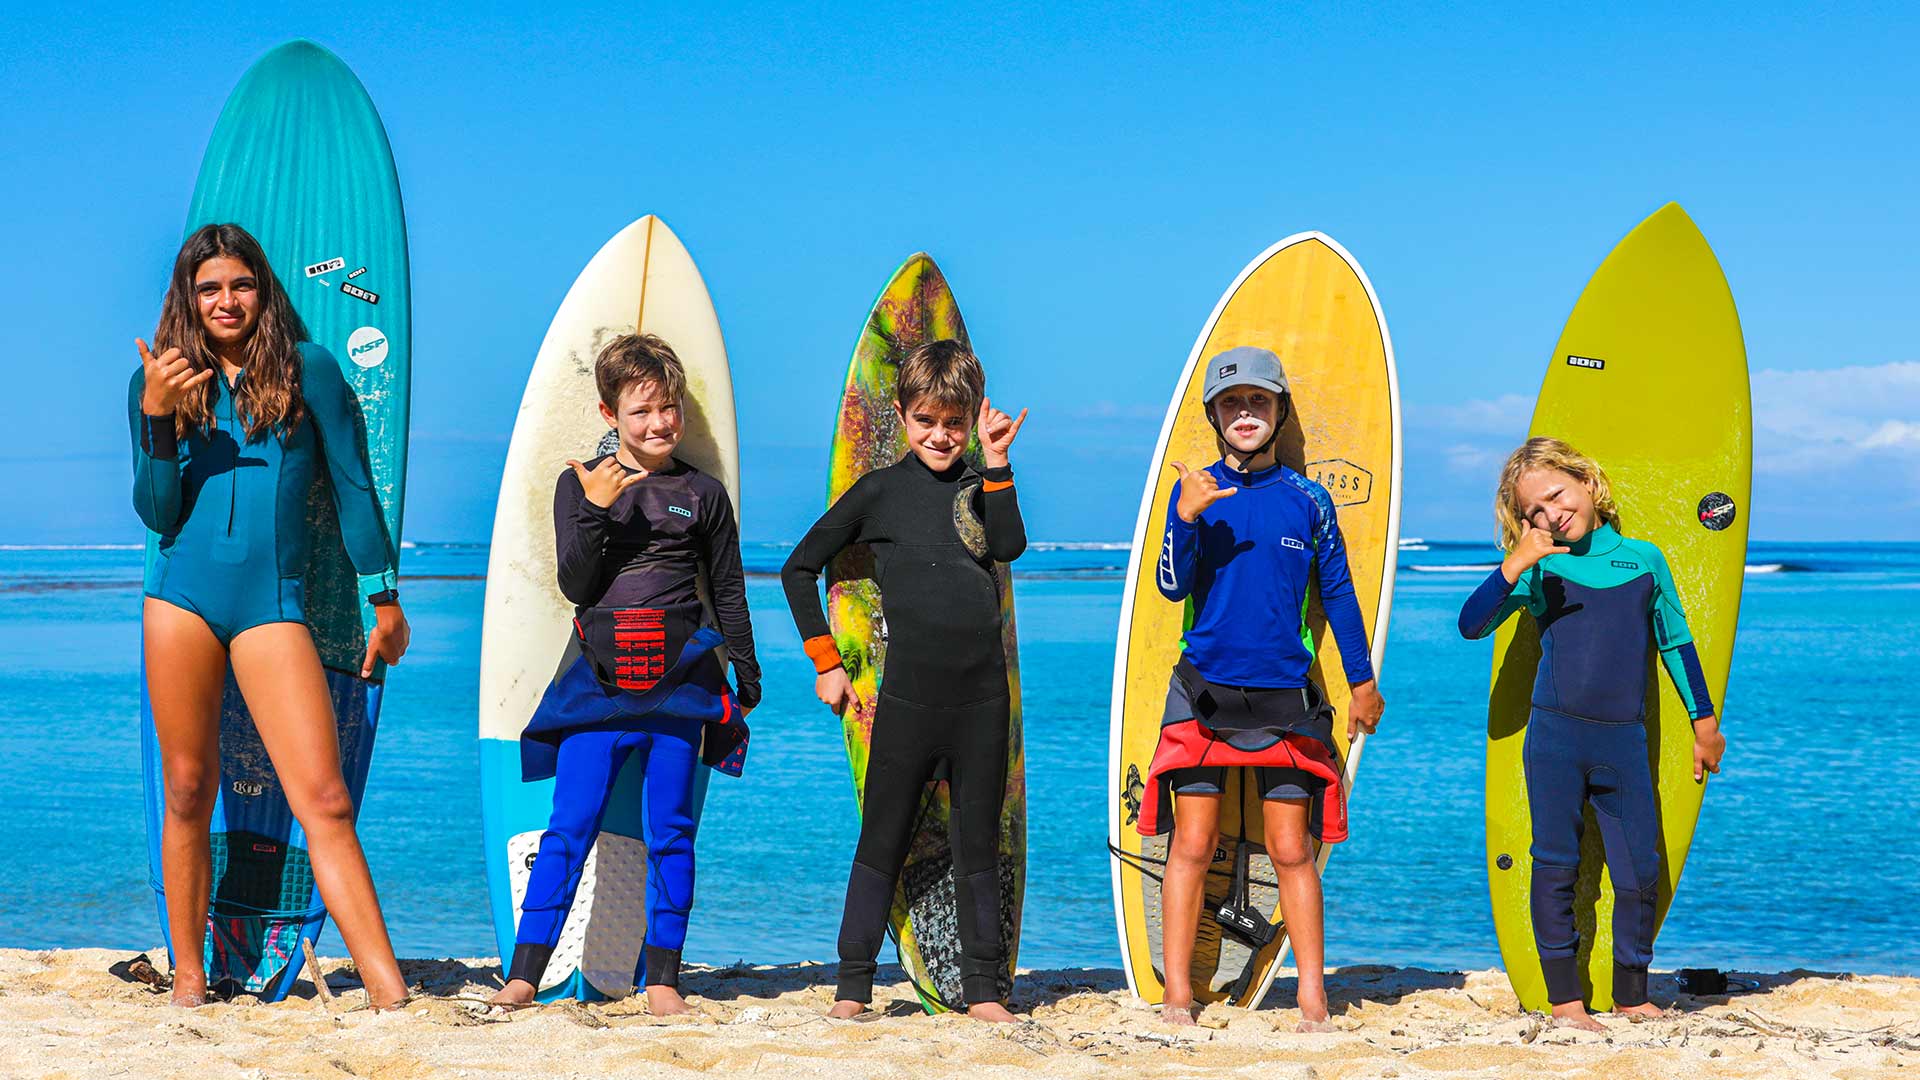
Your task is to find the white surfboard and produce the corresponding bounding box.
[478,215,738,999]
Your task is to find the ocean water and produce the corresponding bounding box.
[2,539,1915,977]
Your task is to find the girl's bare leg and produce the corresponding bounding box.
[1263,797,1330,1030]
[1159,792,1221,1024]
[143,599,231,1007]
[229,622,407,1008]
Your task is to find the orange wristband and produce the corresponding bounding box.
[981,478,1014,492]
[803,634,844,673]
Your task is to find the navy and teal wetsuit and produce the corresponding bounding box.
[1458,522,1714,1007]
[128,342,396,642]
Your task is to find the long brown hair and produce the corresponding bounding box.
[153,223,309,441]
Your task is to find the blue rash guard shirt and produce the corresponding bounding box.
[1157,460,1374,690]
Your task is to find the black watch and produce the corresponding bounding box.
[367,588,399,607]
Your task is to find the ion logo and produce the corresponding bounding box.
[341,281,379,305]
[1612,560,1641,570]
[231,780,265,797]
[1306,458,1374,507]
[1281,536,1305,550]
[347,326,389,369]
[347,266,367,280]
[668,505,693,518]
[1217,363,1238,378]
[305,256,345,278]
[1698,492,1737,531]
[1567,355,1606,370]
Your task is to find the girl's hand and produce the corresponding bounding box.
[1170,462,1237,523]
[816,666,862,716]
[568,456,646,509]
[1348,679,1385,740]
[1502,525,1569,582]
[137,338,213,416]
[977,397,1028,468]
[1692,715,1725,781]
[360,601,410,678]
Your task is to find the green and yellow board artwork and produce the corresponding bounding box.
[824,253,1026,1013]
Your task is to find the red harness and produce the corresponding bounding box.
[1135,718,1348,842]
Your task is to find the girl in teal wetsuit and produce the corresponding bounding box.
[129,224,412,1009]
[1457,437,1726,1030]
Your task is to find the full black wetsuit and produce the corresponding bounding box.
[780,453,1026,1006]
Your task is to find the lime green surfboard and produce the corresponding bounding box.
[1486,203,1749,1011]
[823,254,1026,1013]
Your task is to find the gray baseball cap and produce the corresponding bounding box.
[1201,346,1290,404]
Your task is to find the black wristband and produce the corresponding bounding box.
[367,588,399,606]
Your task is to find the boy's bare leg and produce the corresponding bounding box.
[647,984,693,1015]
[1552,1001,1608,1030]
[1263,798,1331,1031]
[489,979,537,1006]
[1160,791,1222,1025]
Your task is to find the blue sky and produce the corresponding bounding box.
[2,3,1914,544]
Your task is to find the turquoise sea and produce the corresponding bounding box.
[2,539,1915,977]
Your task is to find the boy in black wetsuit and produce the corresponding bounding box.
[781,339,1028,1022]
[492,334,759,1014]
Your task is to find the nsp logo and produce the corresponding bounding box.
[347,326,389,369]
[1566,355,1606,370]
[305,257,345,278]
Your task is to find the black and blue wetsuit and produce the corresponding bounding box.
[128,342,396,642]
[1458,522,1714,1008]
[509,454,760,991]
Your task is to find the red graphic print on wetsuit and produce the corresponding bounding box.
[613,608,668,690]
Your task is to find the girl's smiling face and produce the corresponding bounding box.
[1514,466,1600,543]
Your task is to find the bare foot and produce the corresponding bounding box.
[1295,1016,1335,1033]
[1550,1001,1608,1032]
[1613,1001,1669,1021]
[966,1001,1018,1023]
[827,999,867,1019]
[489,979,537,1007]
[169,969,207,1009]
[1162,1001,1197,1027]
[646,985,693,1016]
[1296,988,1332,1032]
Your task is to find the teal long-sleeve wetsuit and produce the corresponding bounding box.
[128,342,396,645]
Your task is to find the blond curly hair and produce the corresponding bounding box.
[1493,437,1621,550]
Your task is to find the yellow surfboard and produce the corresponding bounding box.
[1485,203,1750,1011]
[1108,233,1400,1009]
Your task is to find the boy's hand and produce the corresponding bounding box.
[816,666,862,716]
[978,397,1027,468]
[1692,715,1725,781]
[568,456,646,508]
[1170,462,1237,523]
[1501,525,1569,583]
[1347,679,1384,740]
[137,338,214,416]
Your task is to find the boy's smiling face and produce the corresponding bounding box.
[895,395,972,472]
[600,377,683,466]
[1515,466,1599,543]
[1210,384,1281,457]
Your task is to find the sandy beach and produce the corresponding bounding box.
[0,948,1913,1079]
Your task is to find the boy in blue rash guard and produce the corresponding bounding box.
[1149,346,1385,1031]
[490,334,760,1015]
[1458,436,1726,1030]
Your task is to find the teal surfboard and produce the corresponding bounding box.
[139,40,410,1001]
